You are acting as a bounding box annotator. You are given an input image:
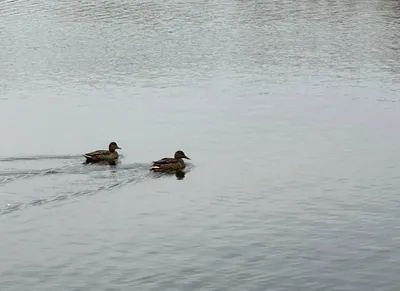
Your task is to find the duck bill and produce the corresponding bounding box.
[184,155,190,160]
[117,147,122,149]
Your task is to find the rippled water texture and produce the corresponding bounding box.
[1,0,400,290]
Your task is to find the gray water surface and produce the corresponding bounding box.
[1,0,400,290]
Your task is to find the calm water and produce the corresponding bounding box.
[1,0,400,290]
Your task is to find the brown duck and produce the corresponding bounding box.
[84,142,121,165]
[150,150,190,172]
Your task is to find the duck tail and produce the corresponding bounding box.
[84,155,93,163]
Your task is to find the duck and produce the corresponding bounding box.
[150,150,190,172]
[83,142,121,165]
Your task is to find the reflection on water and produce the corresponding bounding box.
[1,0,400,290]
[150,169,189,180]
[175,170,186,180]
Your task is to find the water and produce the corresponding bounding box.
[1,0,400,290]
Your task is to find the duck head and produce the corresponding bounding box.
[174,150,190,160]
[109,142,121,152]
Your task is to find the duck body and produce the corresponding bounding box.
[150,150,190,172]
[84,142,121,165]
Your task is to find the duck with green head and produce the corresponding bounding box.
[84,142,121,165]
[150,150,191,172]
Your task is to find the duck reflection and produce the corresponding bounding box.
[150,169,189,180]
[175,170,186,180]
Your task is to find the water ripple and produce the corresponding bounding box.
[0,153,194,216]
[0,169,151,216]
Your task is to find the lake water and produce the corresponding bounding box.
[1,0,400,290]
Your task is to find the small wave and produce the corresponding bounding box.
[0,162,194,216]
[0,202,23,216]
[0,162,193,184]
[0,170,154,216]
[0,176,18,184]
[0,166,70,186]
[0,169,52,177]
[0,162,151,185]
[0,172,44,186]
[0,154,82,162]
